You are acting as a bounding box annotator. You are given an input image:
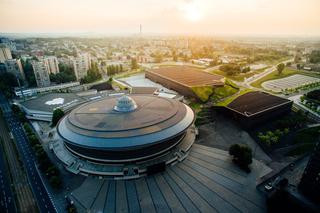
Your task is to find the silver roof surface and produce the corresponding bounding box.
[57,95,194,150]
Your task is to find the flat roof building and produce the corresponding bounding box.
[19,92,86,121]
[217,91,293,128]
[146,66,224,98]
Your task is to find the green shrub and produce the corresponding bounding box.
[51,108,65,127]
[229,144,252,173]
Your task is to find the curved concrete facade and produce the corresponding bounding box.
[57,94,195,163]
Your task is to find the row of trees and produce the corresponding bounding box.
[220,64,251,76]
[80,62,102,84]
[12,105,63,189]
[23,123,62,189]
[21,58,39,87]
[49,64,76,84]
[131,58,139,70]
[106,64,124,75]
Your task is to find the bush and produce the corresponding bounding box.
[229,144,252,173]
[51,108,65,127]
[191,86,214,102]
[23,123,33,135]
[257,128,289,146]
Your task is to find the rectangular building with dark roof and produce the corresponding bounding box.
[216,91,293,129]
[146,66,224,98]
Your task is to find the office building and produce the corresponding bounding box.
[4,59,25,81]
[45,56,59,74]
[31,60,51,87]
[72,53,91,81]
[0,46,13,63]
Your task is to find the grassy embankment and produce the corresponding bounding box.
[214,88,254,107]
[191,79,239,102]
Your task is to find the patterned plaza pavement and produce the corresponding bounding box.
[70,144,271,213]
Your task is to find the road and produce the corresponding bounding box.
[0,93,57,213]
[0,116,37,212]
[0,143,16,213]
[243,58,294,88]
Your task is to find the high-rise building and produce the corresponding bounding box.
[0,45,13,63]
[4,59,25,81]
[0,38,16,51]
[299,142,320,203]
[45,56,60,74]
[72,53,91,81]
[31,60,51,87]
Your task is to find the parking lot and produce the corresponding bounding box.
[262,74,320,93]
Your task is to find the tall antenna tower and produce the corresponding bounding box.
[140,24,142,35]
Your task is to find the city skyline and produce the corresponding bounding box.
[1,0,320,36]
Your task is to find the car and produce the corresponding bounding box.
[264,182,273,192]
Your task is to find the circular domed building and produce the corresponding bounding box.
[55,94,196,178]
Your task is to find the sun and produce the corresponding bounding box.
[184,3,202,22]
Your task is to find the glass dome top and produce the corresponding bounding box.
[113,95,138,112]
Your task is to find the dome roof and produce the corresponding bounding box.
[113,95,137,112]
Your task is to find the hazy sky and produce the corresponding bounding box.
[1,0,320,36]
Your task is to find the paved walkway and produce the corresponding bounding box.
[70,144,271,213]
[197,115,272,164]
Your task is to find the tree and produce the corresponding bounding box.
[80,62,102,84]
[220,64,241,76]
[50,64,76,84]
[51,109,64,127]
[0,72,19,97]
[23,123,33,135]
[21,59,37,87]
[229,144,252,173]
[277,63,285,75]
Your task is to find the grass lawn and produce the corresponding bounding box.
[191,79,240,102]
[215,88,253,107]
[211,83,239,101]
[191,86,214,102]
[211,67,269,82]
[111,80,129,90]
[251,68,320,88]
